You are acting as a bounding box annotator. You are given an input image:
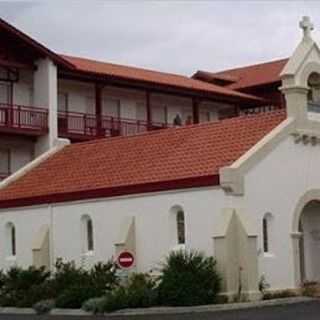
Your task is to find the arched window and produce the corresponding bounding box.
[262,217,269,253]
[6,222,16,257]
[262,213,273,254]
[169,205,186,247]
[177,210,185,245]
[81,215,94,253]
[308,72,320,105]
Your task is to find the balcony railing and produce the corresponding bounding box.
[0,172,10,181]
[58,111,171,140]
[307,102,320,113]
[239,105,284,116]
[0,104,48,135]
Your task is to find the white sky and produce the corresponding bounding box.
[1,0,320,76]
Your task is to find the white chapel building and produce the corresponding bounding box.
[1,16,320,300]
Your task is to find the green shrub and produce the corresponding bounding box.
[89,261,118,294]
[157,250,221,306]
[91,273,157,313]
[259,275,270,295]
[263,289,297,300]
[126,273,158,308]
[0,266,52,307]
[51,259,90,296]
[33,299,55,314]
[103,287,128,312]
[55,284,97,309]
[52,259,118,309]
[82,297,106,314]
[301,281,318,297]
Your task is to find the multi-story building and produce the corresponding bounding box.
[0,18,282,180]
[2,15,320,299]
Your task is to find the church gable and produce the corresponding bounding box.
[221,17,320,196]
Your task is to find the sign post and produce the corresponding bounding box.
[117,251,135,269]
[116,251,135,284]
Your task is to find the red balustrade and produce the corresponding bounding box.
[240,105,283,116]
[0,173,9,181]
[0,103,48,135]
[58,111,171,140]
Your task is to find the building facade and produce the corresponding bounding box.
[1,16,320,301]
[0,18,268,180]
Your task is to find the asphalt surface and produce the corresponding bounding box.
[0,301,320,320]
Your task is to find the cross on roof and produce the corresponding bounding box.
[299,16,314,39]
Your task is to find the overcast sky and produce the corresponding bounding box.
[1,0,320,76]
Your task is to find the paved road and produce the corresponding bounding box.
[0,301,320,320]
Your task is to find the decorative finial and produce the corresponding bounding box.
[299,16,314,39]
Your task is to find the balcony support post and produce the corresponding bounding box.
[33,58,58,156]
[192,98,200,124]
[95,83,103,137]
[146,91,152,130]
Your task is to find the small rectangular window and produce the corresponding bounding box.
[200,111,210,123]
[263,218,269,253]
[58,92,68,113]
[153,105,168,124]
[0,82,11,104]
[11,226,16,256]
[87,219,94,252]
[0,148,10,177]
[102,98,121,118]
[177,211,185,245]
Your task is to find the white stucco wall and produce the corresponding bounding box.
[0,206,50,270]
[242,134,320,290]
[0,187,226,273]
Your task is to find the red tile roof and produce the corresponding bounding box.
[60,54,263,103]
[194,58,288,90]
[0,110,286,209]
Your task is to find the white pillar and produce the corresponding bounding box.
[33,58,58,156]
[281,85,309,125]
[291,232,303,287]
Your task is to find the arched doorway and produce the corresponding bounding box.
[299,200,320,282]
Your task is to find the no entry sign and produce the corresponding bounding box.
[117,251,135,269]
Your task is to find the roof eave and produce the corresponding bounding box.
[59,68,263,105]
[0,18,74,69]
[0,174,220,210]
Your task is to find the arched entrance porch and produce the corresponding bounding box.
[299,201,320,282]
[292,190,320,286]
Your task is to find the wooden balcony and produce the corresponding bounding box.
[0,104,49,136]
[0,173,10,181]
[239,105,284,116]
[58,111,171,141]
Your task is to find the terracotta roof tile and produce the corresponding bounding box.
[60,54,262,102]
[0,110,286,208]
[194,58,288,90]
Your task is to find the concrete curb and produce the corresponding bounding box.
[0,297,315,316]
[110,297,316,316]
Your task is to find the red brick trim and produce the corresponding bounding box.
[0,175,219,209]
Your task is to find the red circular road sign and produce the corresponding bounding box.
[117,251,135,269]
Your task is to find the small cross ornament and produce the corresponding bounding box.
[299,16,314,39]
